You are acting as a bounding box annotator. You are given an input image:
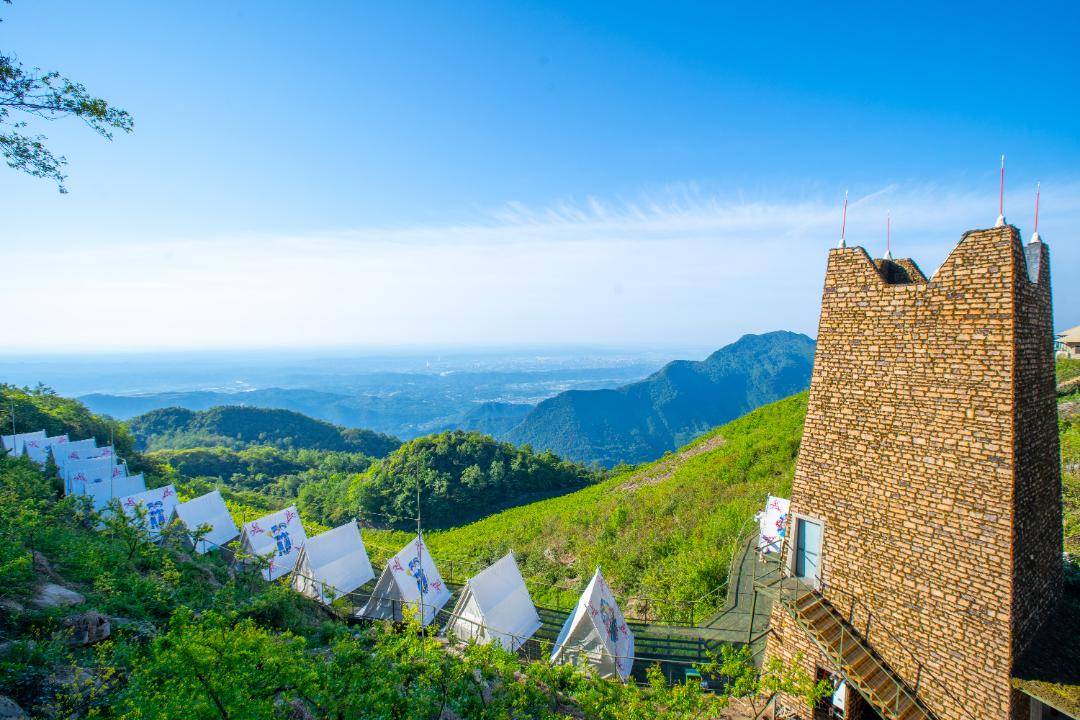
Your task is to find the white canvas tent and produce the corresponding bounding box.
[239,506,308,581]
[2,430,46,457]
[64,455,120,494]
[50,439,101,468]
[444,552,541,651]
[756,495,790,555]
[84,473,147,513]
[550,568,634,681]
[172,491,239,554]
[291,521,375,603]
[120,484,180,538]
[359,534,451,627]
[24,435,68,465]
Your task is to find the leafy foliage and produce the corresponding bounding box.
[0,11,132,193]
[128,405,401,455]
[507,331,815,467]
[349,430,599,530]
[1059,358,1080,386]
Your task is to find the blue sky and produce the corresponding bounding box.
[2,1,1079,351]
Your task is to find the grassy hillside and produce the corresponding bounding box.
[424,393,808,618]
[507,331,814,467]
[128,405,401,456]
[0,455,756,719]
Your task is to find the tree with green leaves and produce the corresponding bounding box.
[1,1,132,192]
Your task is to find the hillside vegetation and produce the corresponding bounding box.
[1060,359,1080,557]
[507,331,815,467]
[128,405,401,456]
[425,394,808,617]
[1,384,137,460]
[0,455,774,719]
[341,431,599,530]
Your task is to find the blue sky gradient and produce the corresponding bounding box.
[2,1,1078,351]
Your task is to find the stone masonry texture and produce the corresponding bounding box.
[764,226,1062,720]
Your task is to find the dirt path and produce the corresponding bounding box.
[618,433,727,491]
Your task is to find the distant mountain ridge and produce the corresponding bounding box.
[127,405,401,456]
[505,331,815,467]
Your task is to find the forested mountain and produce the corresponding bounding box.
[506,331,816,467]
[323,430,598,530]
[127,405,401,456]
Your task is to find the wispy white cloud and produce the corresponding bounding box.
[4,182,1078,352]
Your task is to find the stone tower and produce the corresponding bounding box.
[764,225,1062,720]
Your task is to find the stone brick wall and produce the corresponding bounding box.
[764,226,1061,720]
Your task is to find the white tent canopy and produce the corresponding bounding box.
[80,473,147,513]
[445,552,541,651]
[172,491,239,554]
[292,521,375,603]
[64,455,121,494]
[120,484,180,538]
[756,495,790,555]
[359,534,450,626]
[550,568,634,681]
[3,430,46,457]
[24,435,68,465]
[50,439,101,467]
[239,506,308,581]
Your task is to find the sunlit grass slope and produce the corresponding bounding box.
[417,393,808,617]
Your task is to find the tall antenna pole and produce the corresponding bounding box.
[1031,182,1042,244]
[996,154,1006,227]
[884,210,892,260]
[416,476,423,626]
[837,190,849,248]
[9,401,16,448]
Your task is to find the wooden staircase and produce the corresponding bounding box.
[782,589,936,720]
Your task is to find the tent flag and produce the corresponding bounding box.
[119,484,180,538]
[239,506,308,581]
[756,495,790,555]
[172,491,239,554]
[64,455,120,495]
[24,435,69,465]
[550,567,635,682]
[50,439,100,468]
[291,521,375,603]
[2,430,47,457]
[444,552,541,652]
[358,533,451,627]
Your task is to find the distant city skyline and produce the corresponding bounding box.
[3,1,1078,351]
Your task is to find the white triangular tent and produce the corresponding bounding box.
[756,495,790,555]
[50,439,101,468]
[2,430,46,457]
[239,506,308,581]
[63,455,120,494]
[81,473,147,513]
[358,534,451,626]
[172,491,239,554]
[119,484,180,538]
[550,568,634,681]
[291,521,375,603]
[444,552,541,651]
[24,435,68,465]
